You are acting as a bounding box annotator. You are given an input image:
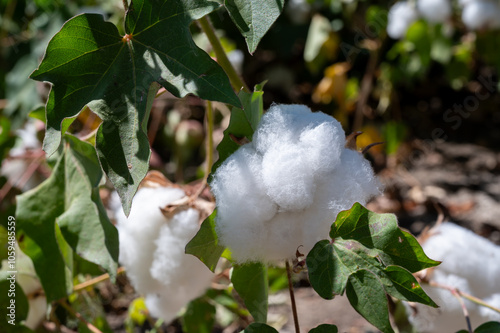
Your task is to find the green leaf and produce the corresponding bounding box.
[30,1,240,214]
[15,135,119,302]
[182,298,216,333]
[241,323,279,333]
[186,209,225,272]
[331,202,440,273]
[474,322,500,333]
[212,84,264,173]
[306,240,337,299]
[225,0,284,54]
[306,203,439,332]
[380,266,437,307]
[346,270,394,333]
[309,324,338,333]
[231,262,268,323]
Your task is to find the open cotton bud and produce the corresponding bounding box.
[461,0,500,30]
[210,104,381,263]
[417,0,452,23]
[112,186,213,323]
[387,2,419,39]
[405,222,500,332]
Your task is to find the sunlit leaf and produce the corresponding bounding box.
[232,262,268,323]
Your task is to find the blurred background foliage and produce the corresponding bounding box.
[1,0,500,332]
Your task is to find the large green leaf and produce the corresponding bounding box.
[231,262,268,323]
[306,203,439,332]
[182,298,216,333]
[15,135,119,302]
[224,0,284,54]
[185,209,226,272]
[241,323,278,333]
[346,270,394,333]
[212,84,264,173]
[30,0,240,215]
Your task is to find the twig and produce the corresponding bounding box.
[0,154,44,201]
[286,260,300,333]
[428,281,500,315]
[451,288,473,333]
[73,267,126,292]
[197,16,250,93]
[206,100,214,177]
[58,300,103,333]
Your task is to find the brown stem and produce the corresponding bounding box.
[73,267,126,292]
[122,0,128,12]
[286,260,300,333]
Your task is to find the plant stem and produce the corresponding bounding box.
[122,0,129,12]
[73,267,126,292]
[58,300,103,333]
[428,281,500,314]
[198,16,250,93]
[206,100,214,176]
[286,260,300,333]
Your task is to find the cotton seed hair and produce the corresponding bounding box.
[210,104,382,263]
[112,187,213,323]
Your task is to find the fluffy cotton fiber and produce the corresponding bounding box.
[210,104,381,263]
[460,0,500,30]
[113,187,213,322]
[387,2,419,39]
[405,222,500,332]
[417,0,451,23]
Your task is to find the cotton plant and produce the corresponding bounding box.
[210,104,381,263]
[387,0,500,40]
[112,186,214,323]
[403,222,500,332]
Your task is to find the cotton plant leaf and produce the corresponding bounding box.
[212,84,264,173]
[346,270,395,333]
[182,298,216,333]
[185,209,225,272]
[15,135,119,302]
[224,0,284,54]
[241,323,279,333]
[309,324,339,333]
[231,262,268,323]
[30,0,240,215]
[306,203,439,332]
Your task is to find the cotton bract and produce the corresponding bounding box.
[113,187,213,323]
[210,104,381,263]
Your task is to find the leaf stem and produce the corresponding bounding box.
[58,300,103,333]
[286,260,300,333]
[198,16,250,93]
[73,267,126,292]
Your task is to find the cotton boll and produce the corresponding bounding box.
[461,0,500,30]
[417,0,451,23]
[387,2,419,39]
[404,222,500,332]
[211,104,381,263]
[114,186,214,323]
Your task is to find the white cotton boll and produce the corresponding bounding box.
[114,186,214,323]
[211,104,381,263]
[461,0,500,30]
[404,222,500,332]
[417,0,451,23]
[387,2,420,39]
